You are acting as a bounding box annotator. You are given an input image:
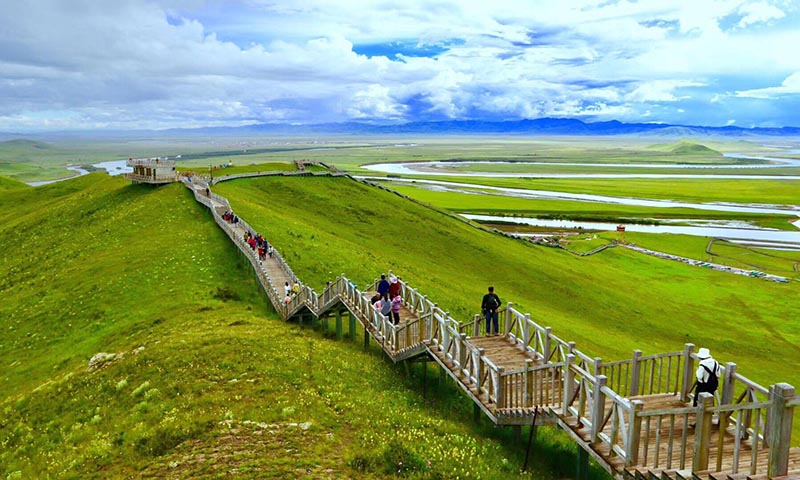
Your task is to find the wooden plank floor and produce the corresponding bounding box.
[468,335,544,371]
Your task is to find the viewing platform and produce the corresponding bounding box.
[124,157,177,184]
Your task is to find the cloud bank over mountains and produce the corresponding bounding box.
[1,0,799,131]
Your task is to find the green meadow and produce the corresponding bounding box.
[0,173,602,479]
[2,136,800,477]
[214,176,800,387]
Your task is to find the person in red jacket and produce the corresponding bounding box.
[388,274,401,298]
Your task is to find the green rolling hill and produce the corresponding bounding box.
[1,173,586,479]
[3,171,798,478]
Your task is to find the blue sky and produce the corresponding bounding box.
[1,0,799,131]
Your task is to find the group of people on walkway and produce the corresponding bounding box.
[222,211,239,226]
[371,274,403,325]
[283,281,301,305]
[243,230,273,261]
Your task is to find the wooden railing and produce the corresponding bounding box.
[599,348,687,399]
[184,179,798,478]
[124,173,176,182]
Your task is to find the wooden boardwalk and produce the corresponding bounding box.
[183,176,800,480]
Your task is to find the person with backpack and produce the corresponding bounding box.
[694,347,721,406]
[481,286,502,336]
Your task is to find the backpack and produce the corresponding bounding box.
[485,294,499,311]
[700,362,719,392]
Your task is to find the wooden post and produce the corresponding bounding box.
[630,350,643,397]
[577,447,589,480]
[543,326,552,362]
[457,334,467,371]
[505,302,513,336]
[475,349,485,392]
[473,403,480,423]
[591,375,607,443]
[523,359,533,408]
[767,383,795,478]
[592,357,602,377]
[512,425,521,443]
[626,400,644,466]
[681,343,695,402]
[422,359,427,399]
[692,392,714,472]
[335,311,342,340]
[473,314,480,337]
[349,312,356,340]
[522,313,531,348]
[563,354,575,415]
[721,362,736,406]
[495,367,505,409]
[363,327,369,351]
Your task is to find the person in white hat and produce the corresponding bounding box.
[694,347,721,407]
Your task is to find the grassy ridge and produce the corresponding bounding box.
[215,176,800,391]
[0,174,583,479]
[0,175,30,191]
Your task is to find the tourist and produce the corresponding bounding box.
[370,292,382,305]
[388,274,401,299]
[292,282,300,295]
[284,294,292,305]
[391,293,402,325]
[284,281,291,297]
[481,286,502,336]
[694,347,721,407]
[377,274,390,300]
[268,245,274,258]
[380,295,392,322]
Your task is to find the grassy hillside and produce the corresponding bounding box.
[0,174,589,479]
[0,175,30,191]
[647,140,723,157]
[215,176,800,392]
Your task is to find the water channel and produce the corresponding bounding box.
[362,153,800,179]
[462,214,800,250]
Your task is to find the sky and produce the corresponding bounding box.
[1,0,800,131]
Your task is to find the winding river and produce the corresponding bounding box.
[358,151,800,247]
[361,153,800,179]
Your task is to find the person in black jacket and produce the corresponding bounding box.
[481,286,502,336]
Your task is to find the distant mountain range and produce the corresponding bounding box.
[161,118,800,137]
[3,118,800,139]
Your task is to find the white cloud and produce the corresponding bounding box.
[0,0,798,130]
[346,84,405,119]
[627,80,706,102]
[738,2,786,28]
[735,72,800,98]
